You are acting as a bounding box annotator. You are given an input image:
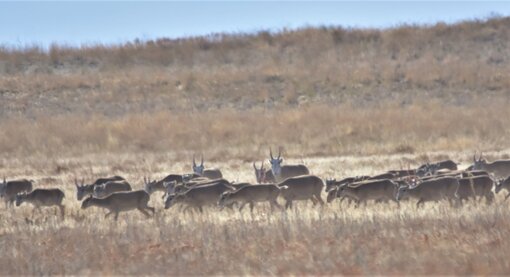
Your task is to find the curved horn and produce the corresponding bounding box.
[193,155,196,167]
[278,148,281,159]
[260,161,265,169]
[473,151,477,162]
[253,162,257,170]
[200,155,204,166]
[480,151,483,161]
[270,148,274,159]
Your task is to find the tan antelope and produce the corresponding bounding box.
[455,175,494,204]
[81,190,154,221]
[218,184,283,212]
[328,179,400,207]
[165,182,234,213]
[396,177,460,207]
[473,152,510,178]
[75,175,125,200]
[277,175,324,209]
[0,178,33,208]
[495,176,510,200]
[16,188,65,218]
[93,180,132,198]
[269,148,310,182]
[253,162,275,184]
[192,155,223,179]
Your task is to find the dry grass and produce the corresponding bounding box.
[1,152,510,275]
[1,17,510,275]
[0,100,509,160]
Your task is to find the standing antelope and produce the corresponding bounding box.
[192,155,223,179]
[81,190,154,221]
[472,152,510,179]
[75,176,125,201]
[277,175,324,209]
[16,188,65,218]
[0,178,33,208]
[219,184,283,212]
[253,162,275,184]
[269,148,309,182]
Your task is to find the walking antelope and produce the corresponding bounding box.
[16,188,65,218]
[192,155,223,179]
[0,178,33,207]
[473,152,510,179]
[165,182,234,213]
[253,162,275,184]
[93,180,132,198]
[75,176,125,201]
[277,175,324,209]
[269,148,310,182]
[328,179,400,207]
[219,184,283,212]
[396,177,460,207]
[81,190,154,221]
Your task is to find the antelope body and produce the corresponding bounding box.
[165,182,234,213]
[396,177,460,207]
[456,176,494,204]
[0,178,33,207]
[277,175,324,209]
[329,179,399,206]
[219,184,282,211]
[81,190,154,221]
[16,188,65,218]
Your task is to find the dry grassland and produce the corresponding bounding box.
[1,152,510,275]
[1,17,510,275]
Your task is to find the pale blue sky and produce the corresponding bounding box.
[1,1,509,48]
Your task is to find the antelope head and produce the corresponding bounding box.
[269,148,283,176]
[75,178,87,200]
[192,154,205,175]
[473,151,487,169]
[253,161,267,184]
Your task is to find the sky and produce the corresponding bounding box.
[0,1,509,48]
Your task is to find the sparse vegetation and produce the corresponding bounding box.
[1,17,510,275]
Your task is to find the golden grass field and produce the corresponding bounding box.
[1,17,510,275]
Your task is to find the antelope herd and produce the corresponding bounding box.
[2,150,510,221]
